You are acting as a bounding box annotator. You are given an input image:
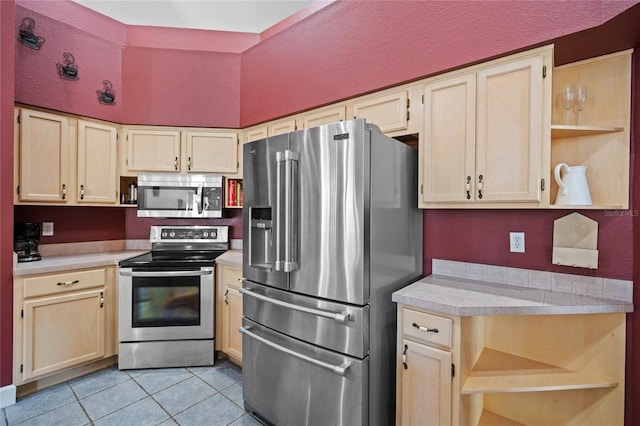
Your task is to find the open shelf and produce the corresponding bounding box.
[477,410,526,426]
[550,124,623,139]
[461,348,618,394]
[224,177,243,208]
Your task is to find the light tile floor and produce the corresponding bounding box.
[1,360,262,426]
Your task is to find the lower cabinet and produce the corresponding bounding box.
[396,305,626,425]
[13,266,117,387]
[216,264,243,366]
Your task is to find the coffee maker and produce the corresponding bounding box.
[15,222,42,262]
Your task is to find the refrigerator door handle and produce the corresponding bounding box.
[275,151,284,272]
[283,149,299,272]
[239,287,352,323]
[239,326,351,376]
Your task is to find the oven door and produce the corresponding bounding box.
[118,266,214,342]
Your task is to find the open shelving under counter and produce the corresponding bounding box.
[393,259,633,426]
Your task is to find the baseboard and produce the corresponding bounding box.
[0,384,16,408]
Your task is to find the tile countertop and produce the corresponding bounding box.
[393,259,634,316]
[13,250,147,277]
[215,250,242,269]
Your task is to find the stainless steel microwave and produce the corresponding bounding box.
[136,173,223,218]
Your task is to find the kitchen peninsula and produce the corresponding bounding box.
[394,259,633,425]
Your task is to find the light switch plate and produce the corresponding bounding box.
[42,222,54,236]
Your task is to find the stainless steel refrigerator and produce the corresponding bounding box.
[241,119,422,426]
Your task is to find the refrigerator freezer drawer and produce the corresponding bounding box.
[241,318,368,426]
[242,280,369,358]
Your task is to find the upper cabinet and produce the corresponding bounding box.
[185,131,239,175]
[15,108,120,206]
[420,46,553,208]
[550,50,632,209]
[16,108,72,203]
[350,89,416,136]
[77,120,118,204]
[123,127,181,174]
[302,105,346,129]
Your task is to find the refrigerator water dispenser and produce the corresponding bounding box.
[249,207,273,270]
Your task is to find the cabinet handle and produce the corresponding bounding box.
[62,183,66,200]
[100,291,104,308]
[174,156,178,170]
[188,156,192,171]
[80,184,85,200]
[465,176,471,200]
[477,174,484,199]
[402,344,408,370]
[412,322,439,333]
[224,289,229,305]
[57,280,79,286]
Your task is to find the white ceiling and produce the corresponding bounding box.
[71,0,318,33]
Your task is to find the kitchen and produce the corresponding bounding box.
[2,0,640,425]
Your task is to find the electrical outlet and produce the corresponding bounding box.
[42,222,54,236]
[510,232,525,253]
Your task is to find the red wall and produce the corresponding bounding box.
[1,0,16,392]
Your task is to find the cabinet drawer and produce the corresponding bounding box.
[23,269,106,299]
[402,308,452,349]
[221,266,243,289]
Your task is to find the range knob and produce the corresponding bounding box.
[169,232,175,237]
[203,231,209,237]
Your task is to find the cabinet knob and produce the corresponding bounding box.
[466,176,472,200]
[62,183,66,200]
[80,184,85,200]
[174,156,178,171]
[478,175,484,199]
[188,156,192,171]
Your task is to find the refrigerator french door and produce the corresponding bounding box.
[241,119,422,426]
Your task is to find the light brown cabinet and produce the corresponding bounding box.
[15,108,120,206]
[77,119,118,204]
[216,264,243,365]
[13,267,117,386]
[550,49,632,209]
[185,130,239,175]
[420,45,552,208]
[351,90,410,134]
[16,108,72,203]
[123,127,181,173]
[396,305,626,425]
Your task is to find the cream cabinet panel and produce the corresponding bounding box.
[18,109,71,203]
[352,91,408,133]
[268,118,297,136]
[245,126,268,143]
[125,128,181,172]
[22,289,106,381]
[302,105,346,129]
[77,120,118,204]
[217,265,243,365]
[185,131,239,174]
[475,54,545,203]
[422,73,476,204]
[399,339,452,426]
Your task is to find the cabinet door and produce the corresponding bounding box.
[18,109,71,202]
[186,131,239,174]
[352,91,408,133]
[245,126,268,143]
[220,266,243,364]
[77,120,118,204]
[475,54,545,203]
[399,339,452,426]
[22,289,105,381]
[302,105,346,129]
[268,118,297,136]
[421,74,476,204]
[126,129,181,172]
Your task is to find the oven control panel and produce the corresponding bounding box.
[150,226,229,243]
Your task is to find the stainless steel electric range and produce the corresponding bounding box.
[118,225,229,370]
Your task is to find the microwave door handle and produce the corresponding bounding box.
[196,186,203,214]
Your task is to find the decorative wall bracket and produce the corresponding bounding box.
[97,80,116,105]
[57,52,79,80]
[18,17,45,49]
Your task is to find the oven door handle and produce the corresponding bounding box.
[239,287,351,323]
[119,270,212,278]
[239,326,351,376]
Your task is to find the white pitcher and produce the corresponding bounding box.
[554,163,593,205]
